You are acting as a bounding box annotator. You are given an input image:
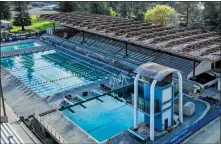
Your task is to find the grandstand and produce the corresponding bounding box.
[40,12,221,91]
[40,12,220,62]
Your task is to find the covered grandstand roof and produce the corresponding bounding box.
[40,12,221,62]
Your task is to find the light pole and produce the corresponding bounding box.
[0,12,8,123]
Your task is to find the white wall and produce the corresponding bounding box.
[187,61,212,79]
[162,109,172,129]
[162,86,172,102]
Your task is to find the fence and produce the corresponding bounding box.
[0,31,46,42]
[163,103,221,144]
[35,115,67,144]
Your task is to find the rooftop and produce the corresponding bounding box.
[134,62,179,81]
[40,12,221,62]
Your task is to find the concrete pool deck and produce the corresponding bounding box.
[40,110,97,143]
[183,116,220,144]
[1,101,42,144]
[1,71,52,118]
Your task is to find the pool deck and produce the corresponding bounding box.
[1,101,42,144]
[40,110,97,143]
[1,71,52,119]
[46,78,132,110]
[183,116,220,144]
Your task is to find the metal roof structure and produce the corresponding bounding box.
[134,62,179,81]
[40,12,221,62]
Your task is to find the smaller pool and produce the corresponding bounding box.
[61,95,144,143]
[1,42,41,53]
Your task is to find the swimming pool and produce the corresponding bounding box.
[1,42,41,53]
[61,95,144,143]
[1,50,116,97]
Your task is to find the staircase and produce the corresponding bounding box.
[29,117,48,139]
[0,123,23,144]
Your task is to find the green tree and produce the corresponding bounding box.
[109,7,117,16]
[203,2,221,27]
[107,2,118,11]
[144,5,175,25]
[118,2,129,18]
[0,1,11,20]
[13,1,31,31]
[59,2,73,12]
[90,2,109,15]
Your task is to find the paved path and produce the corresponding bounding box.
[41,111,97,143]
[183,116,220,144]
[1,101,42,144]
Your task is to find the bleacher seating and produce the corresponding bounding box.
[0,123,23,143]
[53,28,79,39]
[44,32,199,84]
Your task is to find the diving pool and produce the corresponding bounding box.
[1,42,41,53]
[61,95,144,143]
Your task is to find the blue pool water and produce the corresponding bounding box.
[61,95,144,142]
[1,50,116,97]
[1,42,41,52]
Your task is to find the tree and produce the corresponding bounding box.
[90,2,109,15]
[109,7,117,16]
[202,2,221,27]
[144,5,175,25]
[0,1,11,20]
[13,2,31,31]
[118,2,129,18]
[58,2,73,12]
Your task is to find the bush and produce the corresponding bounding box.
[144,5,175,25]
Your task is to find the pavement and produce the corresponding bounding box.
[12,7,57,16]
[1,100,42,144]
[41,110,97,144]
[1,69,53,118]
[183,116,220,144]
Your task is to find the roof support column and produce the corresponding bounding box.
[192,58,196,80]
[125,42,128,56]
[176,71,183,123]
[150,80,157,141]
[53,23,55,32]
[82,31,85,42]
[134,74,140,129]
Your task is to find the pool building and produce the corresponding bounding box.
[1,12,220,144]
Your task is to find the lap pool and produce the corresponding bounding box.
[61,95,144,143]
[1,42,41,53]
[1,49,116,97]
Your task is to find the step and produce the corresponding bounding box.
[127,129,145,141]
[5,123,22,143]
[1,123,17,144]
[0,128,9,143]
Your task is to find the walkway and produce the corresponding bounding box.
[1,69,52,118]
[40,111,97,143]
[1,101,42,144]
[183,116,220,144]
